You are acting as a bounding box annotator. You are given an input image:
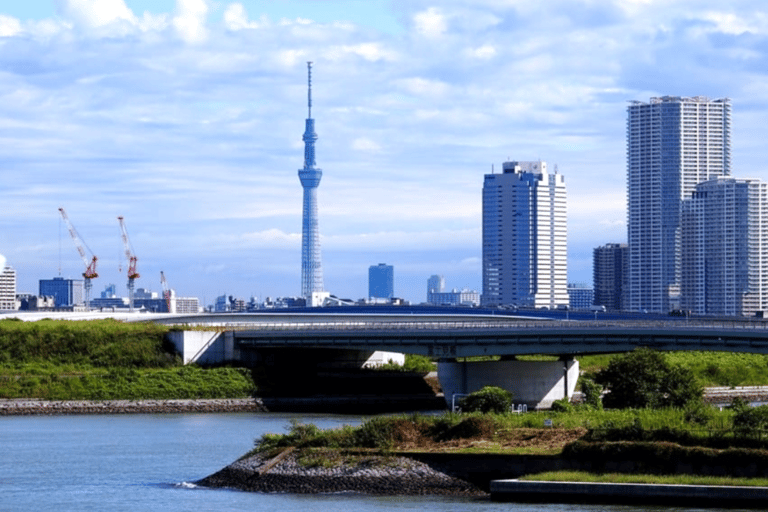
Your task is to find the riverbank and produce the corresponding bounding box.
[0,398,267,415]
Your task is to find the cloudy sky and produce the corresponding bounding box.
[1,0,767,305]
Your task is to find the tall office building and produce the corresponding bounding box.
[298,62,324,299]
[0,265,16,310]
[593,243,628,311]
[369,263,394,299]
[627,96,731,313]
[681,177,768,316]
[482,161,568,308]
[39,277,84,307]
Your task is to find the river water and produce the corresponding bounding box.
[0,412,750,511]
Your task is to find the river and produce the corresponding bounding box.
[0,412,751,511]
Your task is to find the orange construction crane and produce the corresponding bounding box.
[117,216,140,312]
[58,207,98,309]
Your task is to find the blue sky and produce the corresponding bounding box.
[2,0,768,305]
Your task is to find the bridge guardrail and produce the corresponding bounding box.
[207,319,768,333]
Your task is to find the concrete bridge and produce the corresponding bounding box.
[161,313,768,409]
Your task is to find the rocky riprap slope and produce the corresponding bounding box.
[0,398,266,415]
[197,450,485,496]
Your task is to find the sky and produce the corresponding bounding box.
[1,0,768,306]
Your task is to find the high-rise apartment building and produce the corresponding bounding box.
[299,62,324,300]
[427,275,445,296]
[681,177,768,316]
[482,161,568,308]
[627,96,731,313]
[593,243,628,311]
[0,265,17,310]
[369,263,394,299]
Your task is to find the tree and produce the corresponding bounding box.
[594,348,702,409]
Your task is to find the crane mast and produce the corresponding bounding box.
[117,216,140,312]
[160,271,173,314]
[58,208,98,309]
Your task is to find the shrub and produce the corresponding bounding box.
[580,376,603,409]
[551,397,574,413]
[459,386,512,414]
[595,348,702,409]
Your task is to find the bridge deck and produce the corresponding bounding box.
[226,319,768,358]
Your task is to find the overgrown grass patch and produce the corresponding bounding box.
[519,470,768,487]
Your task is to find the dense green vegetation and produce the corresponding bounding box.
[580,351,768,387]
[594,348,702,408]
[0,319,255,400]
[253,405,768,454]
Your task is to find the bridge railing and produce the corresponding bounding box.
[212,319,768,333]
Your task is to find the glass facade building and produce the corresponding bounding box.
[39,277,84,307]
[369,263,394,299]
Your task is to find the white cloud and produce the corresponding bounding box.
[173,0,209,43]
[223,3,268,31]
[464,44,496,60]
[351,137,382,152]
[59,0,136,26]
[329,43,397,62]
[413,7,448,38]
[0,15,22,37]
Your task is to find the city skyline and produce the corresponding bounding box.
[2,1,768,304]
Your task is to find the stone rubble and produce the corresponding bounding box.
[197,451,485,496]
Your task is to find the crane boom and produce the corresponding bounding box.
[117,216,139,279]
[58,207,97,309]
[58,208,98,279]
[117,216,139,312]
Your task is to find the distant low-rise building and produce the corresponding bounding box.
[428,288,480,307]
[568,283,594,311]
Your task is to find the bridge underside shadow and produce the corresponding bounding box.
[241,347,445,413]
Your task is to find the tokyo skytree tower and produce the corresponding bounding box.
[298,62,324,298]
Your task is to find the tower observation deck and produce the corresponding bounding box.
[299,62,324,298]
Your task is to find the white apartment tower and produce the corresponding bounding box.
[0,265,17,310]
[681,177,768,316]
[482,161,568,308]
[627,96,731,313]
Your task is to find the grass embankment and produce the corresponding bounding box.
[580,352,768,387]
[0,318,255,400]
[519,471,768,487]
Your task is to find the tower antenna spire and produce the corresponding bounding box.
[307,61,313,119]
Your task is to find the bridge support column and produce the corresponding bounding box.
[437,358,579,410]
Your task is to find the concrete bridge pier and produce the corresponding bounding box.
[437,357,579,410]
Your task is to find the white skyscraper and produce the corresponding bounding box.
[681,177,768,316]
[0,264,17,311]
[627,96,731,313]
[482,161,568,308]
